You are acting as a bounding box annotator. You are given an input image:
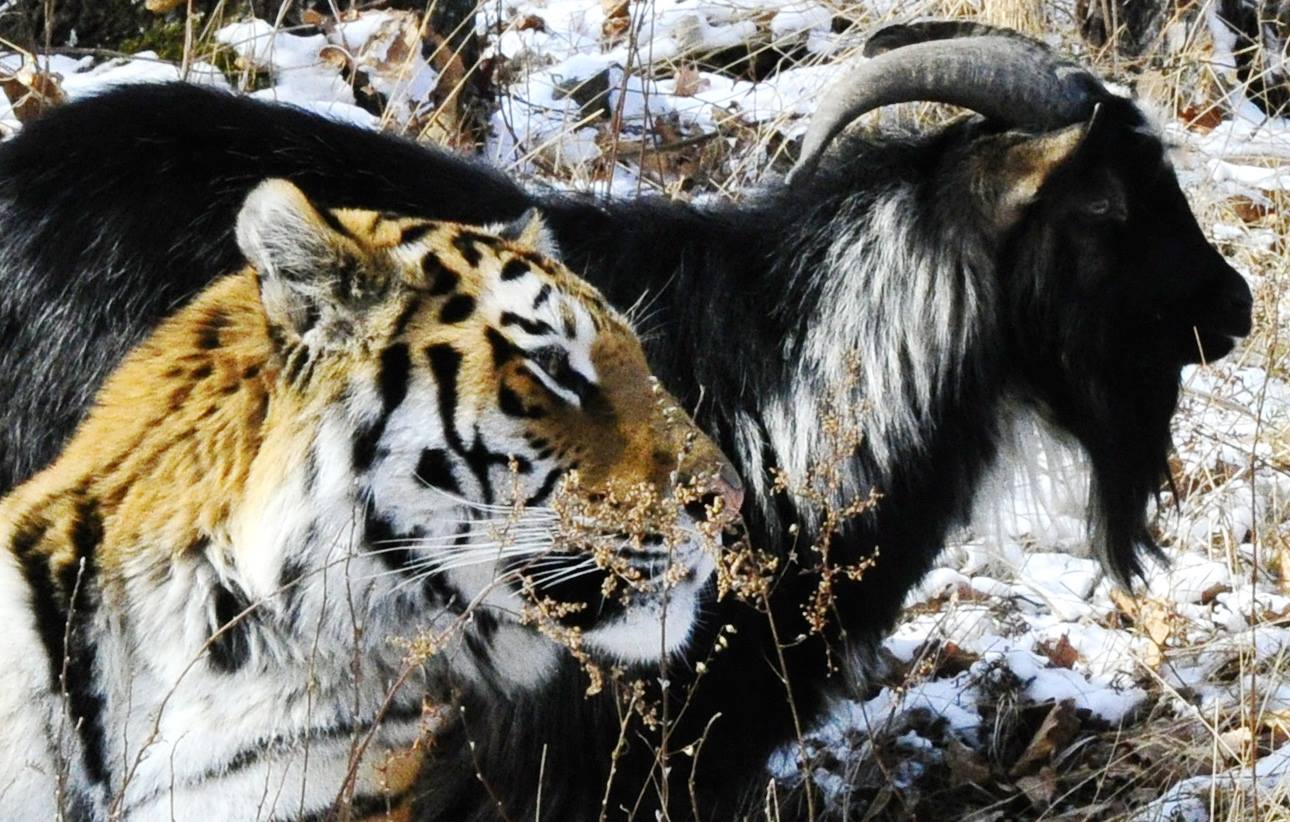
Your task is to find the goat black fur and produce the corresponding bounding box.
[0,80,1252,819]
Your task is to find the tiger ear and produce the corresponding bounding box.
[236,179,386,346]
[495,209,560,259]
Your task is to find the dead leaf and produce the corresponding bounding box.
[1038,633,1079,669]
[145,0,186,12]
[1228,197,1273,225]
[672,64,709,97]
[601,0,630,44]
[1200,581,1234,605]
[317,45,351,70]
[1141,601,1173,647]
[945,734,991,786]
[1108,587,1139,620]
[1015,766,1058,808]
[859,785,896,822]
[933,641,980,678]
[1265,710,1290,749]
[419,28,473,148]
[1219,726,1254,764]
[1180,104,1225,133]
[1010,700,1079,777]
[516,14,547,32]
[0,62,65,123]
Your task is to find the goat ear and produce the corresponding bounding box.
[495,209,561,259]
[236,179,384,347]
[987,119,1089,233]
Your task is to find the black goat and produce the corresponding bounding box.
[0,22,1253,820]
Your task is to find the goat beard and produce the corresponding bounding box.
[1080,372,1180,586]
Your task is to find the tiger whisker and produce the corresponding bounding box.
[362,546,563,584]
[525,563,602,589]
[401,548,560,574]
[414,479,559,516]
[367,532,555,551]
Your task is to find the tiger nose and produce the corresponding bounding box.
[713,461,744,515]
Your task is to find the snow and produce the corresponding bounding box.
[215,19,374,127]
[1134,742,1290,821]
[0,52,227,134]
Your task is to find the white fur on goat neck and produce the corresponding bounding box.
[757,188,991,519]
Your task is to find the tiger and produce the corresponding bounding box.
[0,179,744,821]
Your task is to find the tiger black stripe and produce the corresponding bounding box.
[500,311,554,336]
[377,343,412,411]
[525,468,563,506]
[415,448,461,495]
[208,557,255,674]
[456,230,490,265]
[352,343,412,472]
[473,609,499,640]
[463,433,534,505]
[500,258,530,281]
[485,327,519,368]
[196,308,229,350]
[425,344,465,453]
[298,302,322,334]
[438,295,475,324]
[391,296,422,337]
[333,256,369,302]
[399,222,433,246]
[421,251,458,296]
[532,283,552,308]
[11,510,112,784]
[498,385,544,419]
[61,496,108,785]
[462,625,500,688]
[422,340,518,503]
[420,524,472,614]
[461,439,496,504]
[278,556,307,625]
[317,207,354,241]
[363,500,416,572]
[10,515,59,680]
[284,344,313,386]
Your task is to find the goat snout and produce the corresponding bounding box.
[1217,279,1254,337]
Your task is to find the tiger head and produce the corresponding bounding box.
[227,179,742,681]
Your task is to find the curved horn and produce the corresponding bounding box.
[863,20,1049,57]
[786,25,1107,187]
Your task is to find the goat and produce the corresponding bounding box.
[0,21,1253,820]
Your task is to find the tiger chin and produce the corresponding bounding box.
[0,179,743,821]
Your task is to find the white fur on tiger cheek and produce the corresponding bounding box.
[582,546,716,663]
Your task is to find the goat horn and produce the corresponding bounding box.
[863,20,1049,56]
[786,25,1106,187]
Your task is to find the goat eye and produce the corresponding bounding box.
[1085,198,1112,216]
